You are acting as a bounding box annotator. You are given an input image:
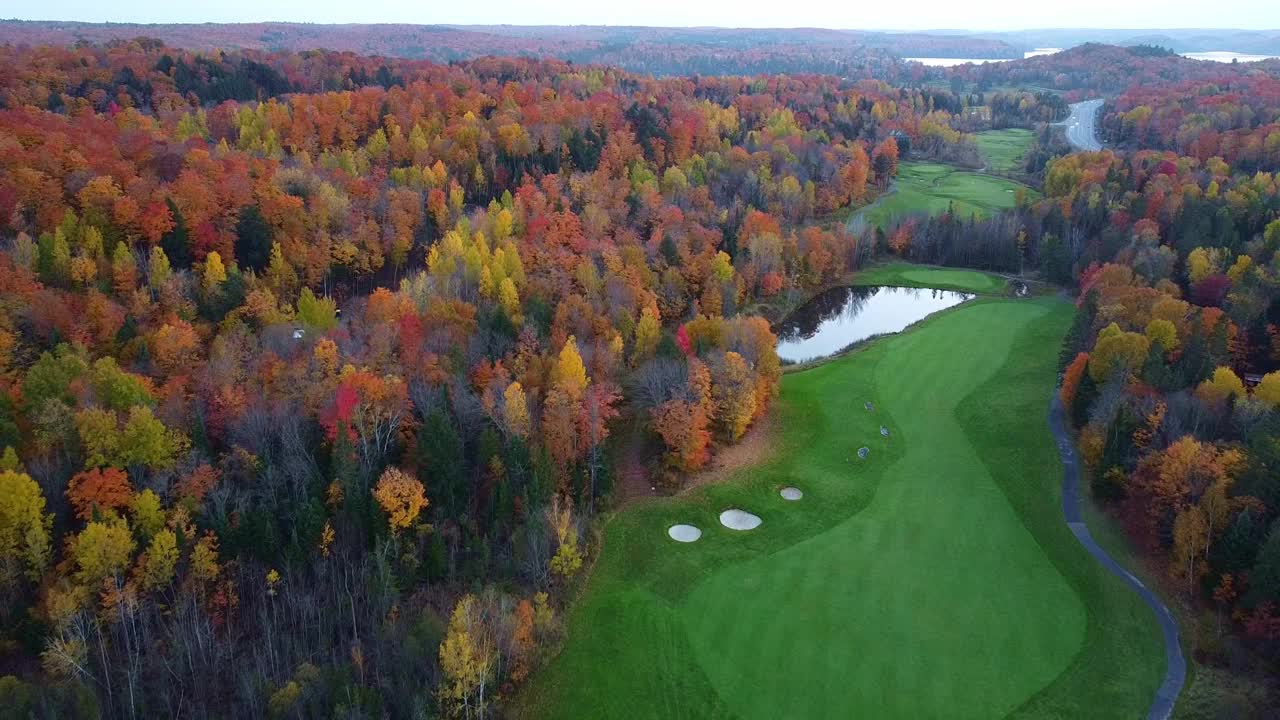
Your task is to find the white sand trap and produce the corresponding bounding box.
[858,446,870,459]
[780,487,803,500]
[720,509,762,531]
[880,426,890,437]
[668,524,702,542]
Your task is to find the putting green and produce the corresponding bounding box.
[855,262,1008,294]
[853,162,1036,231]
[975,128,1036,174]
[517,269,1163,719]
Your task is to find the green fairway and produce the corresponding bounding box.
[975,128,1037,174]
[852,161,1037,231]
[518,268,1164,719]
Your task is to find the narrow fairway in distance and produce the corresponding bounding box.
[975,128,1036,173]
[852,162,1036,231]
[516,268,1163,719]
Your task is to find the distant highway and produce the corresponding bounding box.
[1059,99,1104,152]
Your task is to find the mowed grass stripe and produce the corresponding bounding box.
[958,315,1167,717]
[516,269,1164,719]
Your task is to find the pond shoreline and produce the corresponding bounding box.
[775,284,975,365]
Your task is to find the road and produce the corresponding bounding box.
[1058,98,1104,152]
[1049,394,1185,720]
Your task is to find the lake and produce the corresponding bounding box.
[904,49,1061,67]
[775,285,974,364]
[1181,51,1279,63]
[909,49,1278,67]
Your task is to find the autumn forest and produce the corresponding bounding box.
[0,21,1279,720]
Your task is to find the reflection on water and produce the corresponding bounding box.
[776,285,973,363]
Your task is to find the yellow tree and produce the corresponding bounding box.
[372,467,428,536]
[1088,323,1150,382]
[202,251,227,292]
[1252,371,1280,408]
[502,382,531,439]
[71,519,136,587]
[1144,318,1179,352]
[633,306,661,363]
[438,593,496,718]
[1186,247,1215,284]
[1171,507,1208,599]
[711,351,757,441]
[136,528,179,592]
[0,470,53,592]
[553,336,589,401]
[129,489,165,540]
[547,495,583,578]
[1196,366,1246,405]
[189,531,221,587]
[498,277,521,324]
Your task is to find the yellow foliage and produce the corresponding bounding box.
[547,495,583,578]
[0,470,52,587]
[373,467,428,535]
[71,519,135,587]
[202,251,227,291]
[1254,371,1280,408]
[633,306,661,362]
[1088,323,1150,382]
[502,382,531,439]
[553,336,589,401]
[1144,318,1179,352]
[1196,366,1246,405]
[137,528,178,591]
[190,531,220,585]
[438,593,496,717]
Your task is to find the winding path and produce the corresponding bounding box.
[1058,99,1104,152]
[1048,395,1185,719]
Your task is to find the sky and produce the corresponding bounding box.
[6,0,1279,31]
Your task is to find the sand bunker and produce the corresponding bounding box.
[719,509,763,531]
[668,524,702,542]
[865,402,874,411]
[880,426,890,437]
[858,446,870,459]
[780,487,803,500]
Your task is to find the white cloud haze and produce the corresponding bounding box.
[7,0,1279,31]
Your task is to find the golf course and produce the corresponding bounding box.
[975,128,1037,174]
[853,162,1037,230]
[517,268,1165,719]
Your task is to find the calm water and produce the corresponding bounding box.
[905,57,1005,67]
[904,50,1059,67]
[1181,51,1279,63]
[910,50,1278,66]
[776,285,973,363]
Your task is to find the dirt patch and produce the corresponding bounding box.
[614,413,656,504]
[681,412,776,492]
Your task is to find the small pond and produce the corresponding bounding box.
[775,285,973,364]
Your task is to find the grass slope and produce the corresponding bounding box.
[518,270,1162,719]
[853,161,1037,231]
[975,128,1037,174]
